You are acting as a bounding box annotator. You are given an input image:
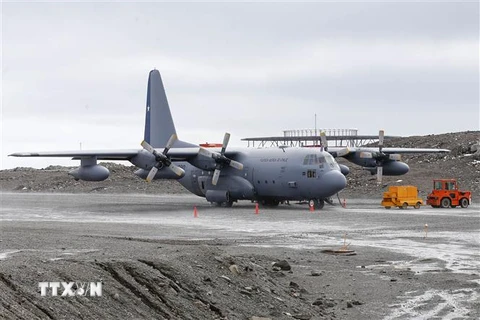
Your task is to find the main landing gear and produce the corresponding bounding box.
[212,200,234,207]
[309,199,325,210]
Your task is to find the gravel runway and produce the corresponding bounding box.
[1,192,479,319]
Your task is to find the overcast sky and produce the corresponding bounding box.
[1,1,479,169]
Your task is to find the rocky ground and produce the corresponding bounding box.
[1,131,479,320]
[0,224,391,320]
[1,131,479,199]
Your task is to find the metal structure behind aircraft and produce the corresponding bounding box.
[10,70,347,208]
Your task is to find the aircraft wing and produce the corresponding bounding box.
[9,147,241,161]
[9,150,141,160]
[370,147,450,154]
[326,146,449,158]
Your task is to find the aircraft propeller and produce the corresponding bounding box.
[356,130,402,183]
[320,131,349,156]
[140,134,185,182]
[376,129,385,184]
[198,132,244,185]
[375,130,401,183]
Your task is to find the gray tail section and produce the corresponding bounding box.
[144,70,196,148]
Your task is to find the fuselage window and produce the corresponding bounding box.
[307,170,316,178]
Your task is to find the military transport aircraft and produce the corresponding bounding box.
[10,70,347,209]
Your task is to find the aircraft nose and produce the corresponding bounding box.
[319,170,347,196]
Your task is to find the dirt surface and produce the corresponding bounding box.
[0,131,479,320]
[1,131,479,200]
[1,193,479,320]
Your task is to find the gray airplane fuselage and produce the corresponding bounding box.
[136,147,346,204]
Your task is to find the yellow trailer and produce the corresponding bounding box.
[381,185,423,209]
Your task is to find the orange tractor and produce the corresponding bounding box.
[426,179,471,208]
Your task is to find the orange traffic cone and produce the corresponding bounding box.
[193,206,198,218]
[255,203,259,215]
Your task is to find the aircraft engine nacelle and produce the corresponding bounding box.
[134,168,183,180]
[68,165,110,181]
[130,150,156,169]
[365,161,409,176]
[205,190,230,203]
[339,164,350,176]
[188,156,216,171]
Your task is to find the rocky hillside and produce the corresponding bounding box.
[1,131,479,200]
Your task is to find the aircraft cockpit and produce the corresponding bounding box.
[302,152,340,171]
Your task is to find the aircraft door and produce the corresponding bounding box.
[189,169,203,196]
[197,175,209,196]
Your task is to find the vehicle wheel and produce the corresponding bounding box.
[460,198,469,208]
[385,206,391,209]
[402,202,408,209]
[440,198,451,208]
[414,202,421,209]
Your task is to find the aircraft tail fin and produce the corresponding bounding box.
[144,70,195,148]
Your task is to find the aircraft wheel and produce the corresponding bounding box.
[460,198,469,208]
[440,198,451,208]
[270,200,280,207]
[402,202,408,209]
[414,202,421,209]
[224,200,234,208]
[260,199,279,207]
[309,199,325,210]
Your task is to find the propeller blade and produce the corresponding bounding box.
[229,160,244,170]
[359,151,373,159]
[198,147,214,158]
[163,134,178,155]
[146,166,158,182]
[141,140,155,154]
[168,163,185,177]
[221,132,231,154]
[336,147,350,157]
[212,169,221,185]
[320,131,328,151]
[378,129,385,152]
[377,166,383,184]
[389,154,401,161]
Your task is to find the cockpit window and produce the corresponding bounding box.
[303,154,326,165]
[324,153,340,170]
